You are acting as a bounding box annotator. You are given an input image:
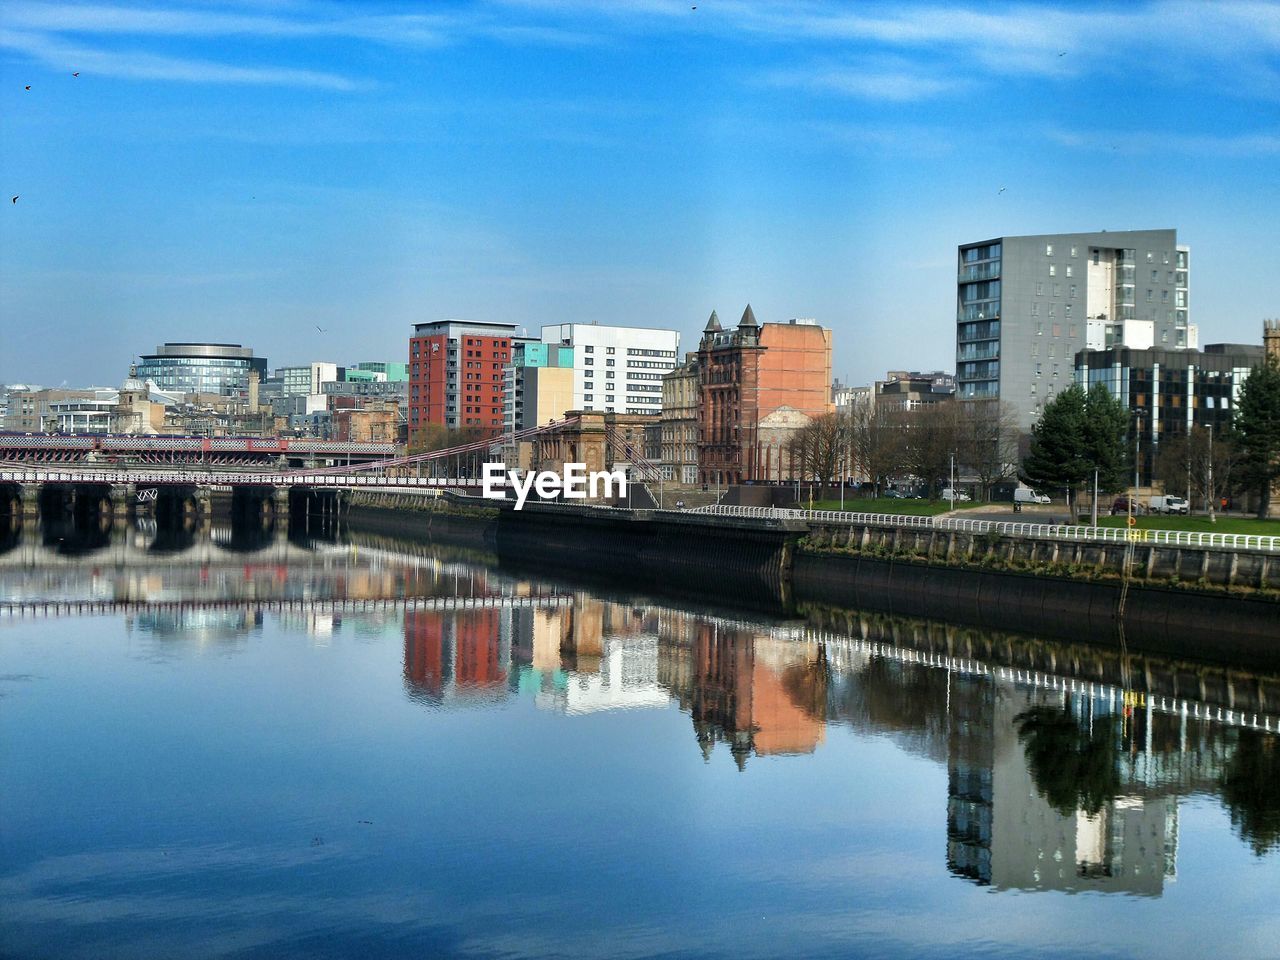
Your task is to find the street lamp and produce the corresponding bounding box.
[1131,410,1144,522]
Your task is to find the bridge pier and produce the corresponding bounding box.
[109,483,135,521]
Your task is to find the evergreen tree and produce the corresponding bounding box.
[1083,382,1131,493]
[1021,385,1089,512]
[1233,356,1280,519]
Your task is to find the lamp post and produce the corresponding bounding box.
[1131,410,1144,523]
[1207,422,1216,524]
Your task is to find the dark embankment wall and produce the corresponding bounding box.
[495,505,792,610]
[345,503,496,550]
[794,552,1280,671]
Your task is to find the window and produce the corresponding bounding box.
[1065,305,1073,318]
[1045,243,1054,256]
[606,347,615,355]
[1146,250,1154,262]
[606,370,615,378]
[584,345,593,353]
[1049,264,1057,277]
[1052,283,1061,298]
[584,381,594,390]
[1069,284,1077,298]
[585,357,593,365]
[1162,290,1169,303]
[1069,245,1078,257]
[1065,265,1073,278]
[606,359,615,366]
[584,394,593,401]
[1036,282,1044,296]
[1031,303,1040,316]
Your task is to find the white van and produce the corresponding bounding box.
[941,488,971,502]
[1149,495,1190,515]
[1014,487,1050,505]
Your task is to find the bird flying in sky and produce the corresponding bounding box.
[10,196,17,204]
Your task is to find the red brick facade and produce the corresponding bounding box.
[409,321,516,440]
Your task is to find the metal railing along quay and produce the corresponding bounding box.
[687,504,1280,553]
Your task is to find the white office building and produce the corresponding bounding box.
[539,323,680,415]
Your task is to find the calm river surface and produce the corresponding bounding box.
[2,521,1278,959]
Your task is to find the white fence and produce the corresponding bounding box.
[688,504,1280,553]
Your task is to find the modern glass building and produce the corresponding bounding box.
[136,343,268,397]
[955,230,1192,430]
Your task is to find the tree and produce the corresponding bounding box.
[956,399,1019,500]
[1016,704,1120,817]
[900,400,962,500]
[1219,729,1280,856]
[847,399,904,496]
[1083,382,1130,493]
[1155,425,1241,511]
[1233,356,1280,519]
[1021,385,1090,514]
[787,412,847,498]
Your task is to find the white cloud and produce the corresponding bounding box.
[0,28,364,89]
[764,63,963,102]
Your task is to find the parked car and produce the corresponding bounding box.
[882,489,904,499]
[1149,495,1190,515]
[1110,496,1146,515]
[1014,487,1051,505]
[941,488,972,502]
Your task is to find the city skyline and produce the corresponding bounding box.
[3,1,1279,389]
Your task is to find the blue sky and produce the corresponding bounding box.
[2,0,1278,389]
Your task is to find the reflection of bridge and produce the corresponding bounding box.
[0,594,574,619]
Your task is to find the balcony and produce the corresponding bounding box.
[958,261,1001,283]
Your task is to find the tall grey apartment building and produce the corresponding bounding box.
[956,230,1192,429]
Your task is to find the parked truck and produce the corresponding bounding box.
[1149,495,1190,514]
[1014,487,1050,505]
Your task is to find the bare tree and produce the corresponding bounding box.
[1155,425,1242,511]
[847,399,904,496]
[956,399,1020,500]
[900,400,962,500]
[788,413,847,499]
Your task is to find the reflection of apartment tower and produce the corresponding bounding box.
[946,675,996,884]
[946,680,1179,896]
[403,610,511,704]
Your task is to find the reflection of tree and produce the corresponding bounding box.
[1015,705,1120,816]
[1220,730,1280,856]
[781,644,830,720]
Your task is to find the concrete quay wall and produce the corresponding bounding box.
[801,521,1279,593]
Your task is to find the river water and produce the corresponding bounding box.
[2,520,1278,959]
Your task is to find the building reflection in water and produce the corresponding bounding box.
[9,516,1276,889]
[947,677,1185,895]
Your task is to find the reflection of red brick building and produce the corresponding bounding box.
[697,306,833,484]
[403,609,507,701]
[686,624,824,768]
[404,611,447,699]
[409,320,516,439]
